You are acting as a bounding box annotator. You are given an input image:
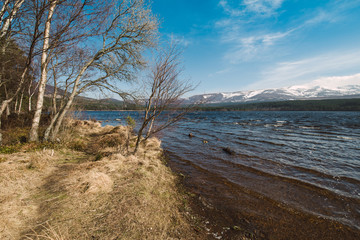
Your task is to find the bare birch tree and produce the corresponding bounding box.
[44,0,158,142]
[0,0,43,144]
[133,44,195,154]
[0,0,24,42]
[28,0,59,141]
[0,0,158,143]
[29,0,107,141]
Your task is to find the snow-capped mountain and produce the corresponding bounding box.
[187,78,360,104]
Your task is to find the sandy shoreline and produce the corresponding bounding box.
[166,149,360,240]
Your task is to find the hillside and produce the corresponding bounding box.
[72,97,141,110]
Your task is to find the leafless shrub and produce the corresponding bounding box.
[134,43,195,153]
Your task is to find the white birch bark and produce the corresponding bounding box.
[0,0,10,27]
[29,0,58,142]
[17,89,23,114]
[14,95,18,112]
[0,0,24,39]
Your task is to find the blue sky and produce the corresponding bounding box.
[151,0,360,95]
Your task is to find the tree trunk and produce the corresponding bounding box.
[0,0,24,39]
[145,117,155,139]
[14,96,18,113]
[48,56,94,141]
[17,90,24,114]
[0,0,10,23]
[5,102,10,116]
[49,96,72,141]
[0,98,11,145]
[29,0,58,142]
[134,124,146,154]
[145,107,158,139]
[3,85,10,117]
[28,94,32,112]
[52,75,57,116]
[43,111,60,141]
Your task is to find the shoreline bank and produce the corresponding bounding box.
[0,120,206,239]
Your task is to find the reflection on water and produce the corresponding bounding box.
[83,111,360,239]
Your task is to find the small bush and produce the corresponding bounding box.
[0,146,17,154]
[98,134,125,148]
[126,116,136,129]
[69,139,87,151]
[1,127,29,145]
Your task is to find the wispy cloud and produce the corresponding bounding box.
[243,0,284,16]
[216,0,291,63]
[219,0,285,17]
[166,34,192,47]
[223,29,294,63]
[208,68,232,77]
[218,0,241,16]
[246,50,360,90]
[217,0,359,64]
[304,9,337,25]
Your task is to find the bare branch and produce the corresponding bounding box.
[133,42,196,153]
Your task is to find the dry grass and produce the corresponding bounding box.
[0,120,201,239]
[0,150,59,239]
[25,222,69,240]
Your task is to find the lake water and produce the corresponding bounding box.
[82,111,360,239]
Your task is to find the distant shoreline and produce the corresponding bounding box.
[75,98,360,112]
[82,110,142,112]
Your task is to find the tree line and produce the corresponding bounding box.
[0,0,194,149]
[195,98,360,111]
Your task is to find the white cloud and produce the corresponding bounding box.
[219,0,285,16]
[296,74,360,89]
[304,9,337,25]
[167,34,192,47]
[216,0,292,63]
[243,0,284,15]
[217,6,343,63]
[246,50,360,90]
[223,30,293,63]
[216,0,359,64]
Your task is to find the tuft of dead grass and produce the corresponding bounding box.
[25,222,69,240]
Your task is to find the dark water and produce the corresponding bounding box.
[83,111,360,239]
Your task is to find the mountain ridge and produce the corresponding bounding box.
[187,84,360,104]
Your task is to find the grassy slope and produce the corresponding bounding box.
[0,120,203,239]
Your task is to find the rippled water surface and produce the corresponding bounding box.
[84,111,360,239]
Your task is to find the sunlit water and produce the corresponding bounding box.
[82,111,360,238]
